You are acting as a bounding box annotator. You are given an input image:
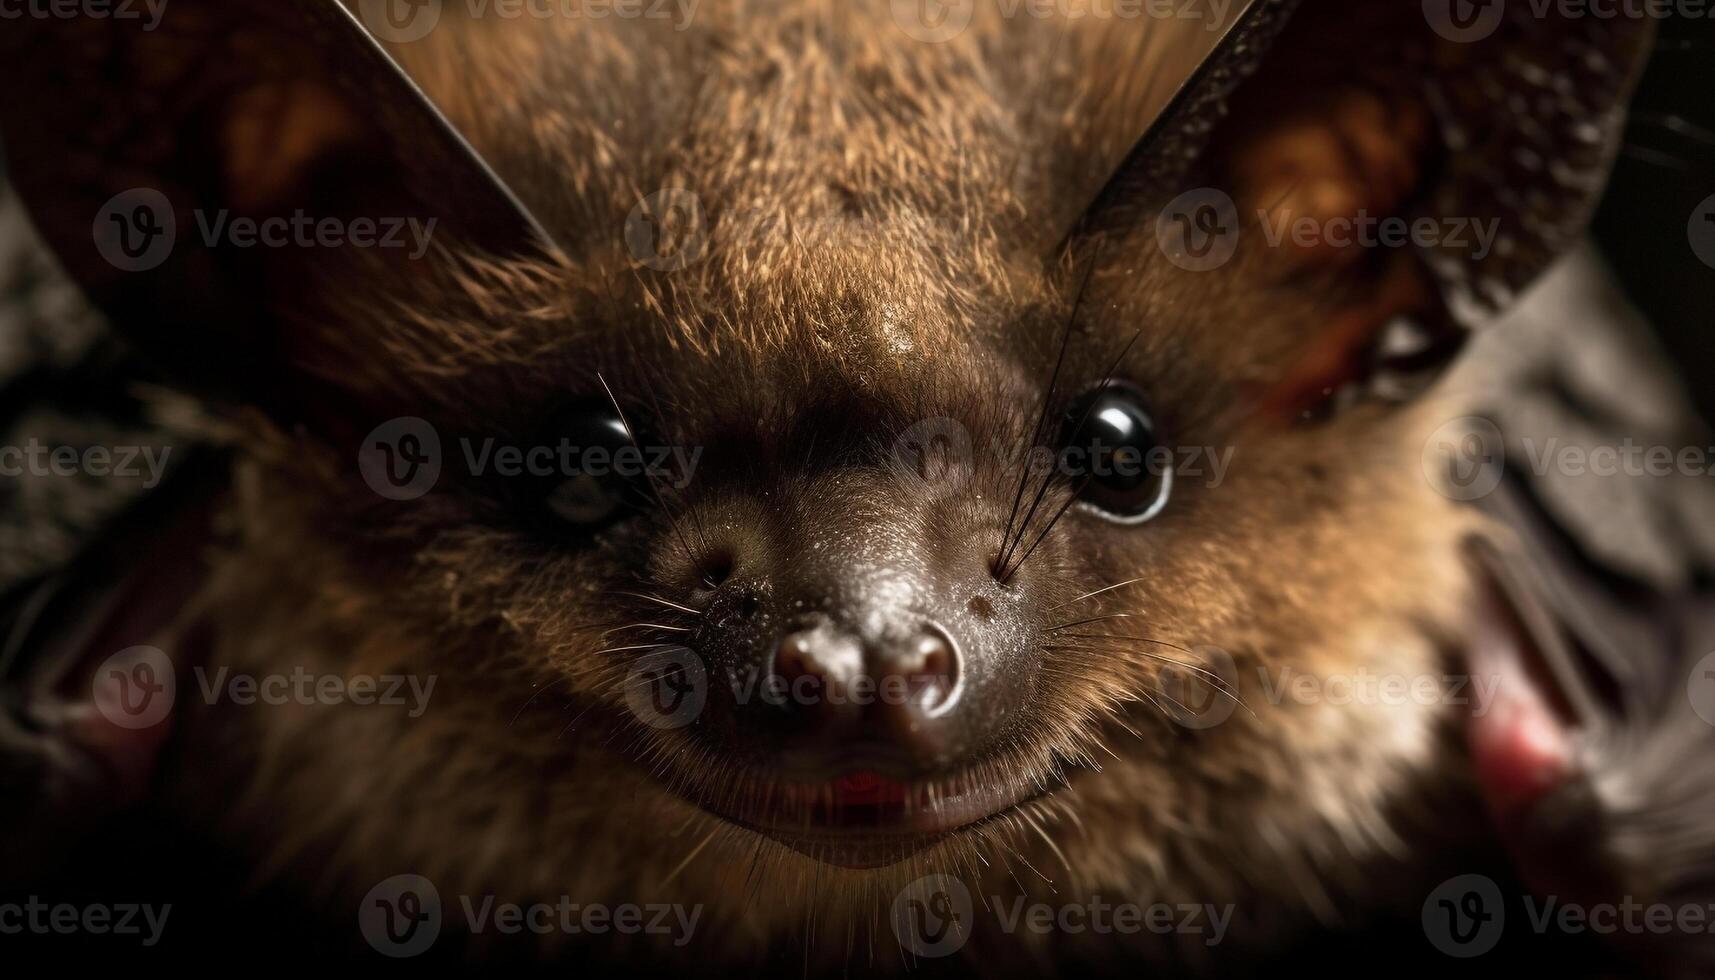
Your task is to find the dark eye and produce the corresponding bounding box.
[1058,383,1171,523]
[525,400,644,530]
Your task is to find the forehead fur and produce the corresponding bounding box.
[368,3,1220,378]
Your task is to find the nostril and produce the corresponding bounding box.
[774,632,815,683]
[697,549,735,590]
[892,624,961,717]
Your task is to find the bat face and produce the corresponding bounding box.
[0,0,1680,972]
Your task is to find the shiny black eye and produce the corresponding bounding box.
[518,400,645,531]
[1057,383,1171,523]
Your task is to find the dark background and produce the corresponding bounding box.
[1593,13,1715,426]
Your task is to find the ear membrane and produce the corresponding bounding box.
[0,2,556,423]
[1079,0,1655,419]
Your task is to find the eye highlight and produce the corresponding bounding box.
[526,401,645,531]
[1058,383,1172,524]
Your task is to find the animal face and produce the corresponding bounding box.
[0,0,1663,970]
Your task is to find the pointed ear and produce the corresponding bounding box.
[1081,0,1655,417]
[0,1,556,428]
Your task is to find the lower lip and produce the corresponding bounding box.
[701,770,1049,868]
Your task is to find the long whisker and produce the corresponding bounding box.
[1045,612,1153,632]
[607,591,702,615]
[598,372,709,584]
[998,290,1081,576]
[1001,328,1142,582]
[1046,577,1148,612]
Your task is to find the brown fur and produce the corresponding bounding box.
[141,3,1498,970]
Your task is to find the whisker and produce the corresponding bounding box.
[1001,328,1142,582]
[598,372,710,584]
[998,290,1081,576]
[608,591,702,615]
[1046,577,1148,612]
[1046,612,1152,631]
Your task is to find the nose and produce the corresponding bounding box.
[771,619,962,743]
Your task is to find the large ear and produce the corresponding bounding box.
[1078,0,1656,417]
[0,0,557,429]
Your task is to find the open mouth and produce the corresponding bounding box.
[694,768,1057,868]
